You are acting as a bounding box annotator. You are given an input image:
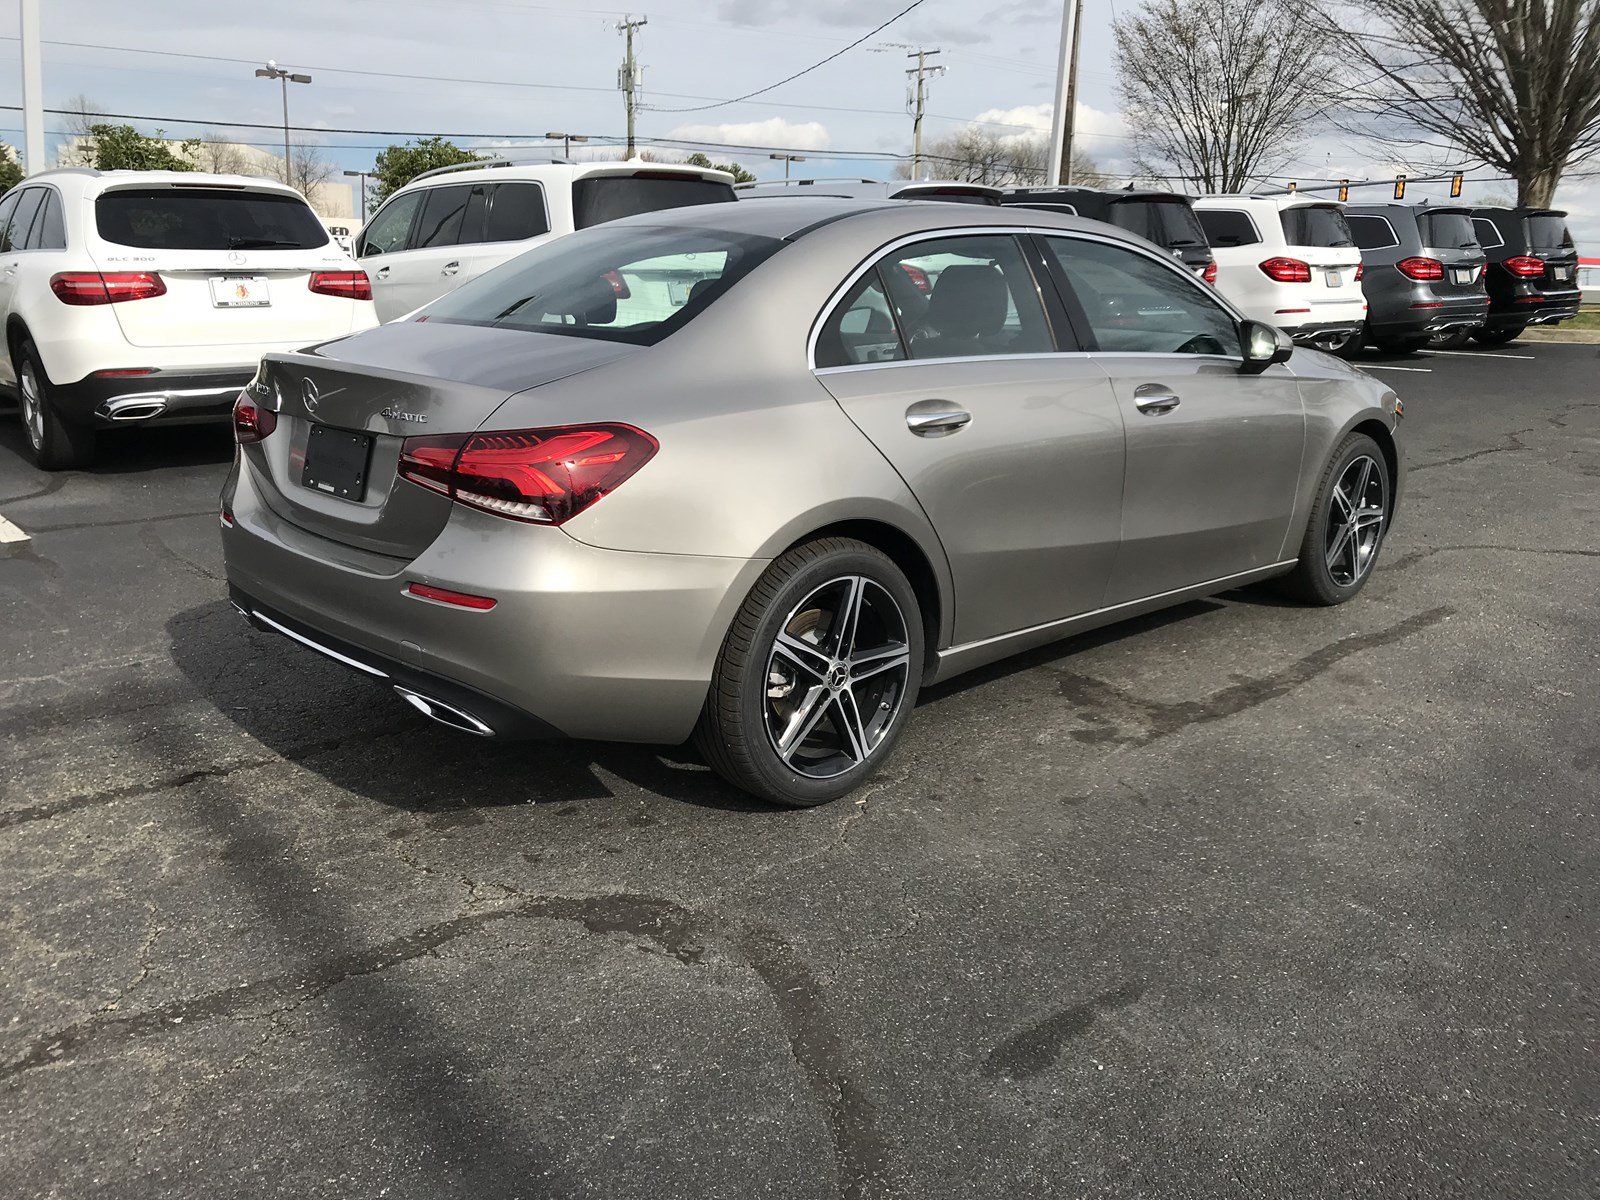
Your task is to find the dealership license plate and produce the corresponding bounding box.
[210,276,270,308]
[301,426,372,501]
[1451,268,1475,285]
[1325,271,1341,287]
[1554,265,1572,281]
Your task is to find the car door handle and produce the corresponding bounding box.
[441,261,460,276]
[905,401,972,436]
[374,265,391,280]
[1133,384,1181,415]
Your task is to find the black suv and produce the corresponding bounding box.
[1469,207,1581,345]
[1001,187,1215,281]
[1344,203,1489,352]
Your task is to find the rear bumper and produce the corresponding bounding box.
[53,367,253,428]
[1367,297,1490,339]
[220,462,767,744]
[1287,319,1364,344]
[1486,288,1582,330]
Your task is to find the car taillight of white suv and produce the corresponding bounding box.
[1,169,378,470]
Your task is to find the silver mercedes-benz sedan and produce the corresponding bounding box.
[221,198,1404,806]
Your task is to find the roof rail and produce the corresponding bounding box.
[735,177,880,190]
[26,167,102,179]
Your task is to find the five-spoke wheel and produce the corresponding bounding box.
[1281,431,1391,605]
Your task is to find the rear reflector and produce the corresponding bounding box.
[309,270,373,301]
[1259,257,1312,283]
[50,271,166,305]
[398,423,659,525]
[220,507,234,528]
[1274,307,1311,314]
[406,582,498,611]
[1504,255,1547,278]
[90,367,158,378]
[1396,256,1445,281]
[1409,302,1445,309]
[232,394,277,444]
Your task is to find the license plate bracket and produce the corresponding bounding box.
[210,275,271,308]
[302,426,373,501]
[1451,268,1475,285]
[1325,271,1341,288]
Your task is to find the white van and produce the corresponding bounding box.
[355,160,737,322]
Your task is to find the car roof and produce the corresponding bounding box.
[1194,193,1342,211]
[1006,186,1194,203]
[394,159,734,193]
[737,179,1001,200]
[25,168,310,200]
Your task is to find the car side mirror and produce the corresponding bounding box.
[1239,320,1293,374]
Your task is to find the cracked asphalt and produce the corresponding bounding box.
[1,343,1597,1199]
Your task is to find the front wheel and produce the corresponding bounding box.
[1278,433,1391,606]
[1472,326,1525,347]
[694,538,924,807]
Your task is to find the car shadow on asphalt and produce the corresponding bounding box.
[0,416,234,476]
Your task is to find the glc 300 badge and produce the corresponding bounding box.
[381,406,427,423]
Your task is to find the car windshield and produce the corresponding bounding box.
[1419,211,1477,249]
[1526,213,1574,249]
[96,188,329,250]
[570,175,736,230]
[1280,205,1355,248]
[422,224,783,345]
[1109,198,1208,248]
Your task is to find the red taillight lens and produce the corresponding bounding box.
[50,271,166,305]
[1202,261,1218,285]
[232,394,277,444]
[308,270,373,301]
[602,269,632,299]
[1396,256,1445,281]
[899,263,931,293]
[1258,257,1312,283]
[1504,255,1546,278]
[398,423,658,525]
[1354,263,1365,281]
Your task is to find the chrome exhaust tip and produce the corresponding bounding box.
[102,397,168,421]
[393,686,495,737]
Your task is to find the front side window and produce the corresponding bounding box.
[413,185,471,249]
[358,191,423,257]
[95,188,329,250]
[1280,205,1355,248]
[876,235,1052,359]
[1046,236,1239,356]
[815,273,904,368]
[1197,208,1260,247]
[571,175,735,229]
[423,224,782,345]
[1472,217,1505,249]
[4,188,43,253]
[1346,215,1400,250]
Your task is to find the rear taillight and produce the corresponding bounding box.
[308,270,373,301]
[232,394,277,444]
[1202,261,1218,285]
[1396,256,1445,281]
[50,271,166,305]
[1258,257,1312,283]
[899,263,931,293]
[398,423,658,525]
[1504,255,1546,278]
[602,269,632,299]
[1354,263,1365,281]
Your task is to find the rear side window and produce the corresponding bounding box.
[815,273,904,368]
[1197,208,1260,247]
[1346,215,1400,250]
[96,188,329,250]
[571,175,735,229]
[1280,206,1355,247]
[1526,214,1574,249]
[1109,199,1207,249]
[413,185,471,249]
[30,190,65,250]
[4,188,43,252]
[487,183,549,242]
[1418,211,1476,249]
[881,235,1053,358]
[1472,218,1505,249]
[424,224,782,345]
[358,191,423,257]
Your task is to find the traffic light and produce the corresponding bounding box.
[1287,181,1297,193]
[1450,173,1464,198]
[1394,175,1407,200]
[1338,179,1350,202]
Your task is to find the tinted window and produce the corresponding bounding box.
[425,224,781,345]
[1109,199,1208,249]
[5,189,43,252]
[1046,236,1238,356]
[1280,205,1354,247]
[458,184,490,245]
[359,191,423,257]
[413,185,471,248]
[571,176,735,229]
[878,235,1052,358]
[816,272,904,368]
[1527,214,1574,249]
[487,183,550,242]
[31,190,65,250]
[96,188,328,250]
[0,193,18,252]
[1346,215,1400,250]
[1417,211,1475,249]
[1197,208,1260,247]
[1472,218,1505,249]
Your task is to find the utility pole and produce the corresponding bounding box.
[617,15,647,159]
[1046,0,1084,186]
[905,48,943,181]
[20,0,44,175]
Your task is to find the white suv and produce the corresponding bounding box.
[1193,194,1367,354]
[356,160,737,322]
[2,169,376,469]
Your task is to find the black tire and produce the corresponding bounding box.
[1427,327,1471,350]
[694,537,924,807]
[1472,326,1524,347]
[14,338,94,470]
[1278,432,1392,606]
[1373,334,1432,354]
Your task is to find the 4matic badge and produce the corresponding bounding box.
[381,406,428,423]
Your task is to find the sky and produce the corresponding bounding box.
[0,0,1593,244]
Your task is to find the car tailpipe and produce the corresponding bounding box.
[393,685,496,737]
[102,397,169,421]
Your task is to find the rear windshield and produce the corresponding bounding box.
[1526,213,1574,249]
[422,224,782,345]
[1418,211,1477,249]
[570,175,736,230]
[1280,205,1355,248]
[1109,199,1208,249]
[1196,208,1260,247]
[96,188,329,250]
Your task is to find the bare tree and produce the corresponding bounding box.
[288,143,337,200]
[1115,0,1339,191]
[188,133,250,175]
[58,93,105,165]
[1318,0,1600,207]
[895,128,1108,186]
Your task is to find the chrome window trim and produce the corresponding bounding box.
[808,225,1249,373]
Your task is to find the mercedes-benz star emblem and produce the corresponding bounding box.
[301,378,320,414]
[227,251,247,266]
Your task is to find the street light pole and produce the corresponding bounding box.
[544,132,589,159]
[342,169,370,221]
[770,152,806,179]
[255,61,312,188]
[20,0,44,175]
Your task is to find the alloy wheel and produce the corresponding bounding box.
[1325,455,1387,586]
[764,575,912,779]
[18,361,44,451]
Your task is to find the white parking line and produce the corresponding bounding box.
[1420,349,1537,361]
[0,512,30,552]
[1364,364,1434,373]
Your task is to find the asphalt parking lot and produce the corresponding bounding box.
[1,341,1597,1199]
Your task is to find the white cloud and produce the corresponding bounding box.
[665,117,831,152]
